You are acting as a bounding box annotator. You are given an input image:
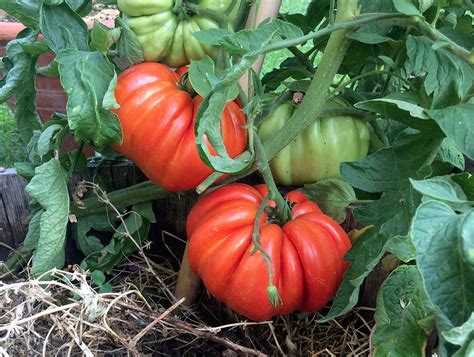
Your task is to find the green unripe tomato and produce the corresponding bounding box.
[258,100,370,186]
[117,0,240,67]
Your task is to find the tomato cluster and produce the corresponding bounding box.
[112,2,363,321]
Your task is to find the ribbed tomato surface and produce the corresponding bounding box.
[113,63,247,191]
[186,183,351,321]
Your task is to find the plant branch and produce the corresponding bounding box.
[254,133,289,222]
[250,194,281,307]
[331,69,412,95]
[263,0,360,162]
[263,12,404,54]
[70,181,174,218]
[288,46,315,74]
[391,17,474,67]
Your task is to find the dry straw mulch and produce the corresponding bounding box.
[1,257,373,356]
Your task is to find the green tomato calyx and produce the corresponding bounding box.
[267,285,283,308]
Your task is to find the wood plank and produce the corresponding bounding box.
[0,168,30,260]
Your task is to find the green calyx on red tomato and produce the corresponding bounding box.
[112,62,247,192]
[258,99,370,186]
[186,183,351,321]
[117,0,241,67]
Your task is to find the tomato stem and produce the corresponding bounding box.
[70,181,172,218]
[178,72,196,96]
[254,131,290,223]
[172,0,184,14]
[251,194,282,308]
[263,0,360,162]
[185,3,228,29]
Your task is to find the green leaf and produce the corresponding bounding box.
[384,235,416,262]
[14,57,42,143]
[262,66,312,92]
[411,201,474,331]
[355,98,439,132]
[90,21,121,52]
[438,138,465,170]
[452,173,474,201]
[442,313,474,357]
[83,214,150,273]
[22,209,44,251]
[40,2,89,53]
[354,0,396,42]
[36,60,59,77]
[99,283,113,294]
[217,21,277,55]
[66,0,92,16]
[73,214,113,257]
[372,265,435,357]
[322,172,422,321]
[0,30,43,142]
[59,150,87,174]
[56,50,122,149]
[91,270,106,286]
[193,22,278,174]
[393,0,422,15]
[410,177,473,206]
[0,0,40,27]
[36,124,64,157]
[189,56,229,98]
[300,178,356,223]
[406,36,474,108]
[25,159,70,275]
[14,162,37,180]
[192,28,233,46]
[0,31,37,101]
[355,188,421,230]
[115,17,144,67]
[322,187,420,320]
[427,104,474,160]
[320,228,389,321]
[341,133,441,193]
[273,19,304,40]
[133,201,156,223]
[195,88,251,173]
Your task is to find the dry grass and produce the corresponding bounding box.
[0,256,374,356]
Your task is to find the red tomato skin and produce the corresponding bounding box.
[186,183,352,321]
[113,63,247,191]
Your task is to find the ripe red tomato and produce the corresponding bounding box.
[113,63,247,191]
[186,183,351,321]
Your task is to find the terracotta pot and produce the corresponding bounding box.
[0,19,114,155]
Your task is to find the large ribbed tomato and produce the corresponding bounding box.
[117,0,242,67]
[186,183,351,321]
[112,63,247,191]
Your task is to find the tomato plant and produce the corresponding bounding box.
[0,0,473,355]
[113,62,247,191]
